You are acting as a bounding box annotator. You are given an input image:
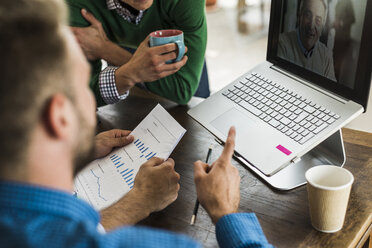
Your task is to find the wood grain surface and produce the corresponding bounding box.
[96,87,372,248]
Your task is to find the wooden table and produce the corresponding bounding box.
[96,88,372,248]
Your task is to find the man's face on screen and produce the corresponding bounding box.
[299,0,326,51]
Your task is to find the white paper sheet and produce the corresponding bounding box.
[74,104,186,210]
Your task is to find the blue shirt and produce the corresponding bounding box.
[0,181,273,247]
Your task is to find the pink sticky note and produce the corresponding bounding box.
[276,145,292,155]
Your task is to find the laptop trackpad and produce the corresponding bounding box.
[210,108,257,137]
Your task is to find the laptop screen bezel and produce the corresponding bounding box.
[266,0,372,111]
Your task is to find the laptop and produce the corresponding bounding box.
[188,0,372,176]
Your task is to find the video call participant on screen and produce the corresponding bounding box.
[278,0,336,80]
[0,0,274,247]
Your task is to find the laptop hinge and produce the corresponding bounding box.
[270,65,349,104]
[291,156,301,164]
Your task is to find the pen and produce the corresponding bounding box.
[190,145,213,225]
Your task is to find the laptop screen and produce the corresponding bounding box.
[267,0,372,110]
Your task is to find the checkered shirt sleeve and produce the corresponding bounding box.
[99,66,129,104]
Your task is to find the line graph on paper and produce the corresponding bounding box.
[90,169,107,201]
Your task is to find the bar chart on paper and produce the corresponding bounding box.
[135,139,157,160]
[74,104,186,210]
[110,154,134,189]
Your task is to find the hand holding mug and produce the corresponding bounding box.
[149,29,186,63]
[115,33,188,92]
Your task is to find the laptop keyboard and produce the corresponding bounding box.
[222,72,340,145]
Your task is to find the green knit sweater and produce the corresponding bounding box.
[66,0,207,106]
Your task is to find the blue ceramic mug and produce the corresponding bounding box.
[149,29,185,63]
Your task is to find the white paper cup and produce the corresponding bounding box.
[305,165,354,233]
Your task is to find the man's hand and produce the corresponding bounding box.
[71,9,132,65]
[115,36,188,94]
[100,157,180,230]
[133,157,180,212]
[71,9,110,61]
[194,127,240,224]
[94,129,134,159]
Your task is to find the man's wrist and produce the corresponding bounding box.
[210,208,237,224]
[128,187,152,217]
[115,64,137,95]
[99,39,115,61]
[100,188,151,230]
[100,40,133,66]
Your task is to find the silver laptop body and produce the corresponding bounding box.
[189,61,362,176]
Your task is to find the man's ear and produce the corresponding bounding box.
[43,94,75,140]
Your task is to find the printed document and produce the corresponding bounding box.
[74,104,186,210]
